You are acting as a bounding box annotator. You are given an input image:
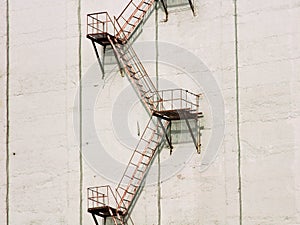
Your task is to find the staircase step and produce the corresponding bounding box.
[147,126,156,132]
[131,75,139,80]
[137,168,145,173]
[136,150,151,158]
[126,66,135,72]
[129,70,137,75]
[141,138,150,143]
[150,139,159,144]
[138,8,146,12]
[146,101,154,106]
[140,161,149,166]
[147,126,157,131]
[130,183,139,188]
[130,160,149,167]
[148,147,156,152]
[127,67,136,73]
[122,198,131,203]
[123,54,135,62]
[130,162,144,168]
[124,174,134,180]
[144,95,152,99]
[140,89,150,94]
[127,22,136,27]
[119,186,135,195]
[130,162,138,167]
[127,173,140,179]
[133,175,142,180]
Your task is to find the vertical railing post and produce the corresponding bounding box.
[96,16,99,33]
[185,90,188,108]
[196,94,199,113]
[106,13,108,33]
[87,188,89,209]
[107,186,109,206]
[161,91,164,111]
[180,89,182,109]
[171,90,173,110]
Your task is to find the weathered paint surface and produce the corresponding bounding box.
[0,1,300,225]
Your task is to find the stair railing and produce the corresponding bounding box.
[87,185,117,209]
[115,118,160,204]
[115,189,136,225]
[116,0,155,39]
[87,12,117,36]
[150,89,200,113]
[110,17,162,113]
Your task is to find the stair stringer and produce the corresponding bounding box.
[108,35,161,115]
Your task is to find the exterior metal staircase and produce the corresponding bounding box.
[86,1,201,225]
[107,33,158,115]
[116,117,166,212]
[116,0,156,40]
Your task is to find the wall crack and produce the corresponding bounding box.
[155,2,162,225]
[5,0,10,224]
[234,0,243,225]
[77,0,83,224]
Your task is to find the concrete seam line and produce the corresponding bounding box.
[155,2,162,225]
[234,0,243,224]
[77,0,83,224]
[6,0,10,224]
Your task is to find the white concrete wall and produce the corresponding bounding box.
[0,0,8,224]
[239,1,300,224]
[144,1,240,224]
[1,1,82,224]
[0,0,299,225]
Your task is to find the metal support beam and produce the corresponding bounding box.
[91,40,105,79]
[169,121,172,154]
[183,114,199,151]
[102,45,106,79]
[153,112,170,122]
[196,118,201,154]
[107,36,125,77]
[92,214,100,225]
[159,0,168,22]
[157,118,173,154]
[188,0,196,16]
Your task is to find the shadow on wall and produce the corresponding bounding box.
[167,0,191,8]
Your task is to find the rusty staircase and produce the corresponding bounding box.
[86,1,201,225]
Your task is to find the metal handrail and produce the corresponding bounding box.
[87,185,119,209]
[117,0,142,28]
[113,17,160,105]
[87,11,117,36]
[115,118,163,216]
[150,88,200,112]
[86,3,201,225]
[116,118,156,192]
[117,0,136,20]
[115,189,135,225]
[116,0,155,39]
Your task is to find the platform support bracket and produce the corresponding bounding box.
[183,113,199,151]
[91,40,105,79]
[92,214,100,225]
[159,0,168,22]
[157,118,173,154]
[188,0,196,16]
